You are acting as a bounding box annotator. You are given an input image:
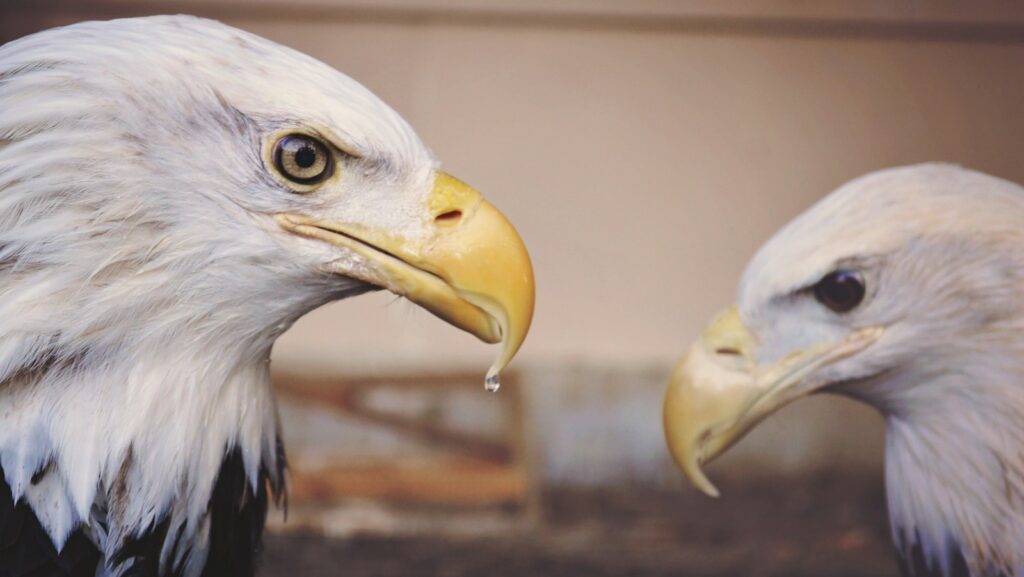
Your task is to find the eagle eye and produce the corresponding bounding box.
[272,134,333,187]
[813,269,865,313]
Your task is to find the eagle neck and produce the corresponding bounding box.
[882,365,1024,577]
[0,332,286,576]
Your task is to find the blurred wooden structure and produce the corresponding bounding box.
[273,371,537,510]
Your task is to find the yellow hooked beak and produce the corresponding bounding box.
[663,306,881,497]
[277,172,535,388]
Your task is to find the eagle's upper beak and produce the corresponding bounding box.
[276,172,534,386]
[663,306,881,497]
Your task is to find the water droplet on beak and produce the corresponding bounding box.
[484,373,501,393]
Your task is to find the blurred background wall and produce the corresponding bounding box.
[4,0,1024,494]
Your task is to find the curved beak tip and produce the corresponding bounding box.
[689,467,721,499]
[663,306,754,498]
[664,413,720,498]
[664,418,722,498]
[423,175,535,382]
[443,200,535,380]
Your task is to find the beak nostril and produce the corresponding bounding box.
[435,210,463,224]
[715,347,742,356]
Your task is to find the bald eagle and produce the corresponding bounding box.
[0,15,534,577]
[664,164,1024,577]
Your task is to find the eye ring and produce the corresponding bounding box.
[813,269,866,313]
[272,134,334,187]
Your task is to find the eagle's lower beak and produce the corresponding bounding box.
[277,172,534,386]
[663,306,881,497]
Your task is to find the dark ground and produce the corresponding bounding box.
[259,473,901,577]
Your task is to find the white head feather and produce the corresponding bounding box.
[739,163,1024,576]
[0,15,438,574]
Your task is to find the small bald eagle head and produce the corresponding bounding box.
[0,15,533,573]
[665,164,1024,577]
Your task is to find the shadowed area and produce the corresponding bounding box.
[261,476,899,577]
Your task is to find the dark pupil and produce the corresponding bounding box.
[813,270,865,313]
[294,145,317,169]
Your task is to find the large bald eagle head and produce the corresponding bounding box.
[664,164,1024,577]
[0,15,533,576]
